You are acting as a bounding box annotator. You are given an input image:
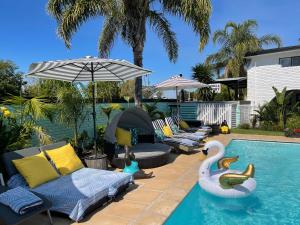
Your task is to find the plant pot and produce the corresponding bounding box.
[84,154,108,170]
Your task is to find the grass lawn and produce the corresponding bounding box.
[231,128,284,136]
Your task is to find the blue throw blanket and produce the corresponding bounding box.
[33,168,133,221]
[7,168,133,221]
[0,187,43,215]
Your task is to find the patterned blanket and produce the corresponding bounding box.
[8,168,133,221]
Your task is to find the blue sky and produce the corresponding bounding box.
[0,0,300,85]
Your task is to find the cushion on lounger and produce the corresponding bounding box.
[12,152,59,188]
[116,127,132,147]
[170,125,179,134]
[46,144,84,176]
[179,120,190,129]
[1,147,41,178]
[162,126,173,137]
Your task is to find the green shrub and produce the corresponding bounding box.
[238,123,250,129]
[286,115,300,129]
[284,128,294,137]
[260,121,283,131]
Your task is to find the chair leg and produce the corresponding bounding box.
[47,210,53,225]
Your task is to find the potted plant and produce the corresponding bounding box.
[84,125,108,169]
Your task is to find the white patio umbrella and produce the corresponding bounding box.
[155,75,207,119]
[27,56,152,155]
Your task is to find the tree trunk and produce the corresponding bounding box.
[133,44,144,108]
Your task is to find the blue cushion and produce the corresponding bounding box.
[154,129,164,142]
[171,125,179,134]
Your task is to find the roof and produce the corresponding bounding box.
[245,45,300,57]
[213,77,247,89]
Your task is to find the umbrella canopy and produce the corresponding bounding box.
[27,57,151,82]
[155,75,207,121]
[27,56,152,156]
[155,76,207,90]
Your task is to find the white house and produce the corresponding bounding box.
[245,45,300,108]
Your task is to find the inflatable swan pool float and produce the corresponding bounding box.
[199,141,256,198]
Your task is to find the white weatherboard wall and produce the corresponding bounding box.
[247,50,300,107]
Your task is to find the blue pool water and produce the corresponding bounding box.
[164,140,300,225]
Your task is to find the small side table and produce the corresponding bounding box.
[0,186,53,225]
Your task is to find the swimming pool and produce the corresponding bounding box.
[164,140,300,225]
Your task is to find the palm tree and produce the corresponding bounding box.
[206,20,282,77]
[142,101,165,120]
[3,96,53,149]
[56,86,88,146]
[272,87,294,128]
[47,0,212,107]
[192,63,214,84]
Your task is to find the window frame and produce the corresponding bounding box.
[279,57,292,67]
[291,56,300,66]
[279,56,300,67]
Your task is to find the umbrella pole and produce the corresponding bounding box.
[176,86,180,128]
[91,63,98,157]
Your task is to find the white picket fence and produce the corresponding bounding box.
[197,103,234,126]
[178,102,247,128]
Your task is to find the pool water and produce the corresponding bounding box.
[164,140,300,225]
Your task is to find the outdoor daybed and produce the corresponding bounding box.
[1,142,133,222]
[104,107,172,169]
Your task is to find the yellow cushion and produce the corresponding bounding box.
[13,152,59,188]
[179,120,190,129]
[46,144,84,176]
[115,127,132,147]
[162,125,173,137]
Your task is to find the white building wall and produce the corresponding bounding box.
[247,49,300,107]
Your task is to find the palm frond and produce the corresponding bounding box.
[148,11,178,62]
[241,19,258,32]
[48,0,110,48]
[160,0,211,51]
[224,21,239,32]
[4,96,54,121]
[212,30,228,45]
[259,34,282,48]
[98,15,122,58]
[31,125,53,145]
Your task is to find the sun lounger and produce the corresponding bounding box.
[172,116,212,134]
[154,119,206,142]
[1,142,132,222]
[152,120,201,152]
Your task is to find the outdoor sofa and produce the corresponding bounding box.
[1,141,133,222]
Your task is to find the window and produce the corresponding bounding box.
[279,57,292,67]
[279,56,300,67]
[292,56,300,66]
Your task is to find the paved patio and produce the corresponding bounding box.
[20,134,300,225]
